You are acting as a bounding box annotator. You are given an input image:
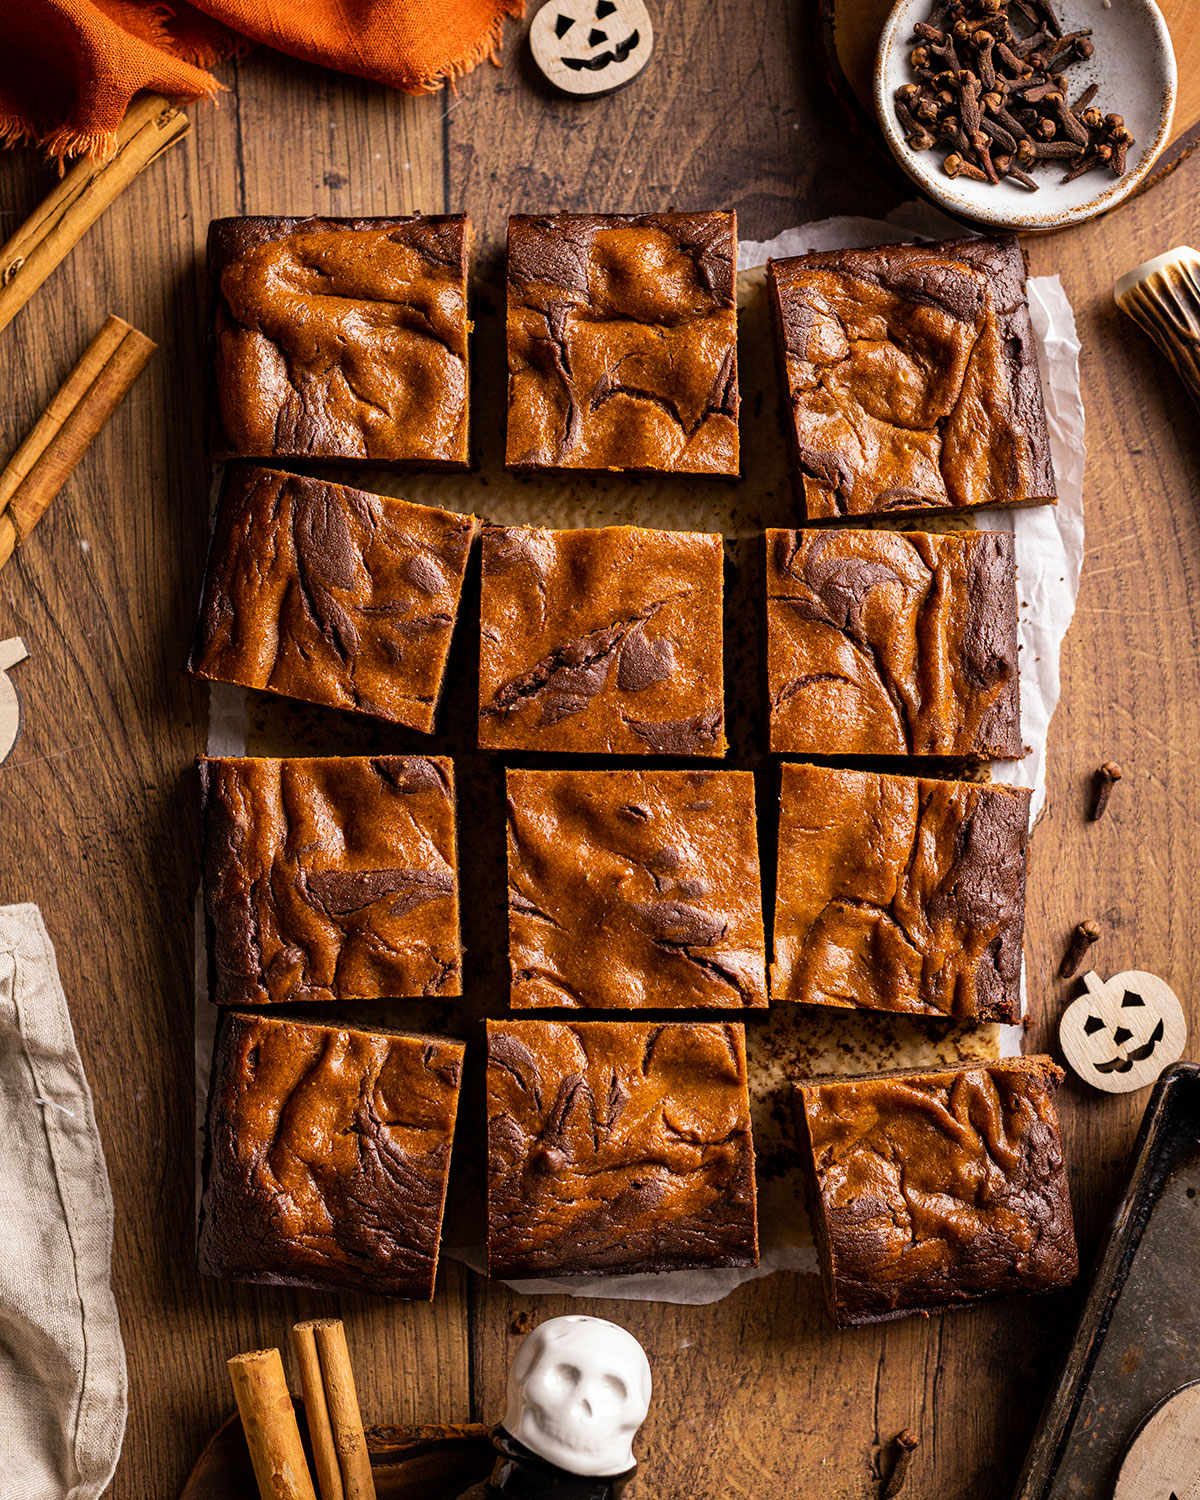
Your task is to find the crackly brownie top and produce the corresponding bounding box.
[507,769,766,1009]
[199,1011,464,1299]
[795,1057,1077,1324]
[772,764,1029,1022]
[190,466,477,731]
[770,235,1055,518]
[487,1020,758,1277]
[766,527,1021,759]
[479,524,726,756]
[506,212,739,475]
[200,755,461,1005]
[209,214,470,465]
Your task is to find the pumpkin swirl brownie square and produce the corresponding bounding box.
[765,527,1021,759]
[189,466,477,731]
[208,214,471,467]
[793,1057,1078,1326]
[772,764,1030,1021]
[486,1019,758,1278]
[768,235,1055,519]
[506,211,739,475]
[199,1011,464,1299]
[506,768,766,1009]
[479,524,726,755]
[200,755,461,1005]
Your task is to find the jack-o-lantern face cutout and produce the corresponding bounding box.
[1059,969,1187,1094]
[530,0,655,96]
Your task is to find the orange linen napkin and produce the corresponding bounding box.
[0,0,524,162]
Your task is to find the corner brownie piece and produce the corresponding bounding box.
[190,466,477,731]
[772,764,1029,1021]
[507,769,766,1009]
[487,1019,758,1278]
[479,525,726,756]
[794,1057,1077,1326]
[209,214,471,467]
[766,527,1021,759]
[200,755,461,1004]
[199,1011,463,1299]
[769,235,1055,518]
[507,212,739,475]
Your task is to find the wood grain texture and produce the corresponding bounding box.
[0,4,1197,1498]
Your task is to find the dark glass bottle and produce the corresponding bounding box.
[454,1428,636,1500]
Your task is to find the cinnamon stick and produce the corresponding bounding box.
[227,1348,319,1500]
[0,94,188,336]
[0,314,155,571]
[291,1323,346,1500]
[293,1320,377,1500]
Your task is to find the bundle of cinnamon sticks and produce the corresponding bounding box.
[227,1319,377,1500]
[0,93,184,577]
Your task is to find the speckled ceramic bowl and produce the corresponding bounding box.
[875,0,1177,231]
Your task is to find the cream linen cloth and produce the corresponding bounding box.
[0,904,126,1500]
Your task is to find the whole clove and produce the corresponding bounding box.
[1060,920,1102,980]
[1090,761,1122,820]
[895,0,1133,190]
[881,1430,921,1500]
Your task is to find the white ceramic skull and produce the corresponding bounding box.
[529,0,655,97]
[502,1315,652,1477]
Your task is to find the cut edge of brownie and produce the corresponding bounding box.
[966,529,1023,761]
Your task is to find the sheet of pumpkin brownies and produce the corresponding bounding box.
[194,205,1087,1301]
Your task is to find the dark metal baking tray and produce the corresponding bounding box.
[1014,1060,1200,1499]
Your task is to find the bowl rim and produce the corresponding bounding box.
[872,0,1178,232]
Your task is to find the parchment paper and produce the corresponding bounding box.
[196,206,1086,1305]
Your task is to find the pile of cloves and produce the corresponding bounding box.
[895,0,1134,191]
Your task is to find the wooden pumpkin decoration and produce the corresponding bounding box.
[529,0,654,96]
[1059,969,1187,1094]
[0,636,28,765]
[1113,1381,1200,1500]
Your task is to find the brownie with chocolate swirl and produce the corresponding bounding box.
[487,1019,758,1277]
[794,1057,1078,1326]
[765,526,1021,759]
[506,212,739,475]
[209,214,471,467]
[506,768,766,1009]
[769,235,1055,519]
[479,524,726,756]
[190,466,477,731]
[199,754,462,1004]
[199,1010,464,1299]
[772,763,1030,1021]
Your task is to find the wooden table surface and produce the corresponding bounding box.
[1,4,1198,1497]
